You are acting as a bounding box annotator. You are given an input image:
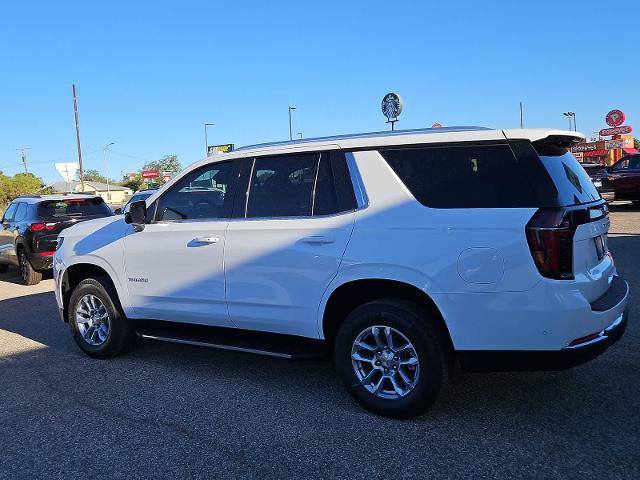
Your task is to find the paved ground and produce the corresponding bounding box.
[1,204,638,479]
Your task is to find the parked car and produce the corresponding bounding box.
[0,194,113,285]
[53,127,629,418]
[114,188,158,215]
[581,163,615,201]
[607,154,640,206]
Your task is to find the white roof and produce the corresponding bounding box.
[193,127,584,167]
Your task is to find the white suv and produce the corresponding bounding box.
[53,127,629,418]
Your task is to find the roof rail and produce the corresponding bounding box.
[235,126,491,151]
[13,194,42,199]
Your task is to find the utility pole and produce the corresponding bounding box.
[204,123,214,156]
[72,84,85,192]
[16,147,31,173]
[519,102,524,128]
[103,142,115,202]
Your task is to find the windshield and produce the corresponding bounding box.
[37,198,113,218]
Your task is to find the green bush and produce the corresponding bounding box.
[0,172,47,212]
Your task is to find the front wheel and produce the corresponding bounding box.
[19,250,42,285]
[68,277,135,358]
[334,299,450,418]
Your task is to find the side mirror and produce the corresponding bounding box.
[113,207,123,215]
[124,200,147,231]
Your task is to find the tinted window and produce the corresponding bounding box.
[246,154,318,218]
[313,152,357,216]
[381,144,541,208]
[155,161,236,221]
[3,203,18,222]
[37,198,113,218]
[14,203,27,221]
[533,144,600,206]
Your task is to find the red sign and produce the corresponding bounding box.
[583,149,608,157]
[600,125,632,136]
[605,109,625,127]
[141,170,159,178]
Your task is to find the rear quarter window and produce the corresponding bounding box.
[532,143,601,206]
[380,143,543,208]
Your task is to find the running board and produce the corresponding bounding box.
[134,320,328,360]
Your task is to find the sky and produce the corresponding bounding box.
[0,0,638,183]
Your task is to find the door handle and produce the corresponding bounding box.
[301,235,334,244]
[193,236,220,244]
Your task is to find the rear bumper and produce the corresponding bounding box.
[458,309,628,371]
[27,252,54,271]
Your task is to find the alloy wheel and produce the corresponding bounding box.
[351,325,420,399]
[75,294,110,346]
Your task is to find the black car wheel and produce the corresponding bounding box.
[68,277,135,359]
[19,250,42,286]
[334,298,451,418]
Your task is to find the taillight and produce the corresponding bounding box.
[525,209,574,280]
[30,222,57,232]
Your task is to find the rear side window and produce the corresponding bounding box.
[533,143,600,206]
[313,152,358,216]
[247,154,318,218]
[37,198,113,218]
[381,144,541,208]
[14,203,28,221]
[244,151,357,218]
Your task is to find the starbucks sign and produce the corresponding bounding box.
[382,93,403,121]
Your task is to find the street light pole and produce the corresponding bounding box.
[288,106,296,141]
[103,142,115,203]
[204,123,214,156]
[563,112,576,131]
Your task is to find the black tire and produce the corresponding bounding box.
[19,249,42,285]
[68,277,135,359]
[0,263,9,273]
[334,298,451,418]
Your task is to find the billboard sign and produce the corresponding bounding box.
[207,144,234,155]
[55,162,79,183]
[600,125,632,136]
[605,139,625,150]
[605,109,625,127]
[141,170,159,178]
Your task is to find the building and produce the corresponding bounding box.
[50,181,133,204]
[572,135,637,166]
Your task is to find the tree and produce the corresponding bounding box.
[123,175,144,192]
[141,154,182,186]
[83,169,120,185]
[0,173,46,210]
[634,137,639,151]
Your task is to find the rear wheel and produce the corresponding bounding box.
[334,298,450,418]
[68,277,135,358]
[19,250,42,285]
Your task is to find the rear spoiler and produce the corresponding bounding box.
[502,129,585,148]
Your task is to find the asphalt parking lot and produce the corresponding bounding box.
[1,204,638,479]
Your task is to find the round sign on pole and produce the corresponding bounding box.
[605,109,625,127]
[381,93,403,121]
